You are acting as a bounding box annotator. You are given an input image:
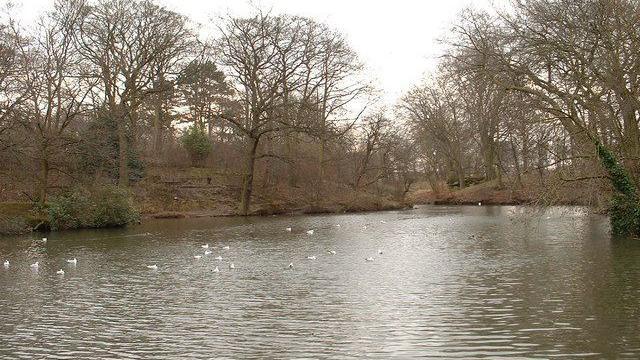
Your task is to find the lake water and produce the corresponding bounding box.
[1,205,639,358]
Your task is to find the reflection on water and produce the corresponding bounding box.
[1,205,639,358]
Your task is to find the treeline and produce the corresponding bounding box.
[401,0,640,236]
[0,0,416,224]
[3,0,640,237]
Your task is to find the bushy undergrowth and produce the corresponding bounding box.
[47,185,139,231]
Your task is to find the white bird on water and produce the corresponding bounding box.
[478,202,482,206]
[67,258,77,265]
[378,249,383,254]
[229,263,235,269]
[285,227,292,232]
[3,260,8,268]
[42,237,47,243]
[204,250,212,255]
[56,269,65,275]
[306,229,314,235]
[215,256,223,261]
[213,266,219,273]
[222,245,230,250]
[146,264,158,270]
[194,255,202,259]
[288,263,294,269]
[365,257,374,262]
[201,244,209,249]
[335,224,341,227]
[328,250,336,255]
[306,255,317,260]
[30,262,39,268]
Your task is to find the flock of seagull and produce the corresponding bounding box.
[2,237,81,275]
[2,237,80,275]
[145,243,234,273]
[2,222,386,276]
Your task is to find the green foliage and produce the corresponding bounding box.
[127,148,145,182]
[91,185,140,227]
[77,111,144,182]
[46,185,139,231]
[77,111,118,179]
[47,190,94,230]
[181,125,212,166]
[596,142,640,237]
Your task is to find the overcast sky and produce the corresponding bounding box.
[12,0,498,105]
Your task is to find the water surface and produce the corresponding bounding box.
[1,205,639,358]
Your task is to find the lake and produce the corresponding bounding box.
[1,205,639,358]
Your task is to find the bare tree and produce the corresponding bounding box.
[400,76,470,189]
[9,0,93,203]
[76,0,193,186]
[0,11,29,166]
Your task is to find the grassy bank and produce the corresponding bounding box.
[0,167,411,235]
[0,203,35,236]
[408,175,611,209]
[135,167,411,219]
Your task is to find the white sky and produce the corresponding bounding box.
[12,0,499,106]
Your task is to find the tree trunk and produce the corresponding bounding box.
[457,164,466,189]
[510,137,523,189]
[316,138,325,201]
[596,142,640,237]
[239,137,259,216]
[117,118,129,187]
[286,134,297,187]
[481,132,496,180]
[153,101,163,160]
[39,154,49,205]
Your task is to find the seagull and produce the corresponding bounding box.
[335,224,341,227]
[229,263,235,269]
[194,255,202,259]
[56,269,65,275]
[380,220,386,224]
[478,202,482,206]
[365,257,374,262]
[378,249,383,254]
[3,260,8,268]
[42,237,47,243]
[30,262,39,268]
[362,225,367,230]
[204,250,212,255]
[146,264,158,270]
[213,266,219,273]
[222,245,230,250]
[306,255,317,260]
[288,263,294,269]
[306,229,314,235]
[285,227,292,232]
[215,256,223,261]
[66,258,77,265]
[328,250,336,255]
[201,244,209,249]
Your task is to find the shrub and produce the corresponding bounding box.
[180,126,212,166]
[47,190,94,230]
[92,185,140,227]
[46,185,139,231]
